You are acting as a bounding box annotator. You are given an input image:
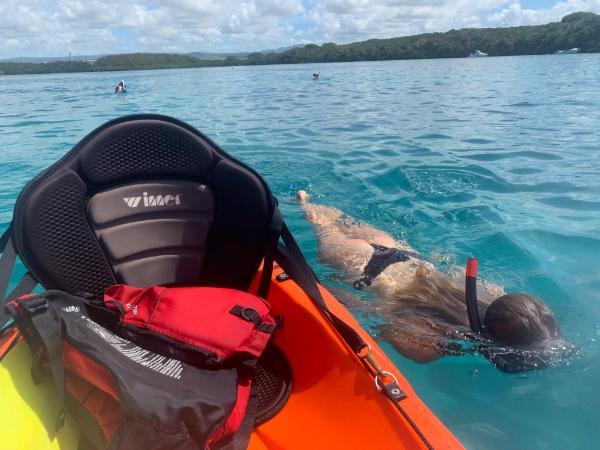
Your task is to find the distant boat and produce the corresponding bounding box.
[468,50,488,58]
[555,48,580,54]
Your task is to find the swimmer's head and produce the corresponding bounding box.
[296,190,309,204]
[483,293,561,346]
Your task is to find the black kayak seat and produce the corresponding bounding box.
[11,114,276,298]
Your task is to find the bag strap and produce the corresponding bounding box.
[274,221,367,354]
[0,225,38,329]
[7,297,65,431]
[220,388,260,450]
[256,205,284,299]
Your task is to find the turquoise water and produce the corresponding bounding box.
[1,55,599,448]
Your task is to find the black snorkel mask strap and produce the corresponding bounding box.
[465,258,483,334]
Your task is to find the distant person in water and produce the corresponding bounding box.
[114,80,127,94]
[312,71,320,80]
[296,190,575,372]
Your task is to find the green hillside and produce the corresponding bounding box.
[240,12,600,65]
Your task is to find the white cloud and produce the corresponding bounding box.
[304,0,600,43]
[487,0,600,26]
[305,0,510,42]
[0,0,598,58]
[0,0,305,57]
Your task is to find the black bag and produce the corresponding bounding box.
[7,291,244,450]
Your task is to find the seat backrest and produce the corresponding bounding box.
[11,115,276,297]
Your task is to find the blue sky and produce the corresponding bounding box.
[521,0,556,7]
[0,0,598,58]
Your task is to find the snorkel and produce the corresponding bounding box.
[465,258,483,334]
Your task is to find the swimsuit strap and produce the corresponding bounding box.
[353,244,417,290]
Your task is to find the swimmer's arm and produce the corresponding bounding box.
[377,323,444,364]
[394,338,444,364]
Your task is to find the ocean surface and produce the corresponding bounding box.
[1,55,599,448]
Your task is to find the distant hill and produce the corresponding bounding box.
[0,53,219,75]
[186,45,303,59]
[0,55,104,63]
[262,44,305,53]
[0,12,598,75]
[0,60,92,75]
[241,12,600,65]
[186,52,247,60]
[0,45,305,64]
[92,53,222,70]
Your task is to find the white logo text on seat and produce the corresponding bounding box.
[122,192,182,208]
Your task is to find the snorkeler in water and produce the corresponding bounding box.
[296,190,575,372]
[114,80,127,94]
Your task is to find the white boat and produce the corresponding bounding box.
[469,50,488,58]
[555,48,580,54]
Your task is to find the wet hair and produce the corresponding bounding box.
[389,270,474,329]
[483,293,560,345]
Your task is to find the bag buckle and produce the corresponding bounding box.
[19,296,48,315]
[230,305,261,325]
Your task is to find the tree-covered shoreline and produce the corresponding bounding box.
[1,12,598,76]
[240,12,600,65]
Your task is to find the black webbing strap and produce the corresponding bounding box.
[16,297,65,431]
[257,206,284,299]
[0,271,38,330]
[6,272,37,301]
[0,226,16,301]
[0,225,11,250]
[222,387,260,450]
[0,225,38,329]
[275,223,367,354]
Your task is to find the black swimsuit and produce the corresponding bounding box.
[352,244,421,290]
